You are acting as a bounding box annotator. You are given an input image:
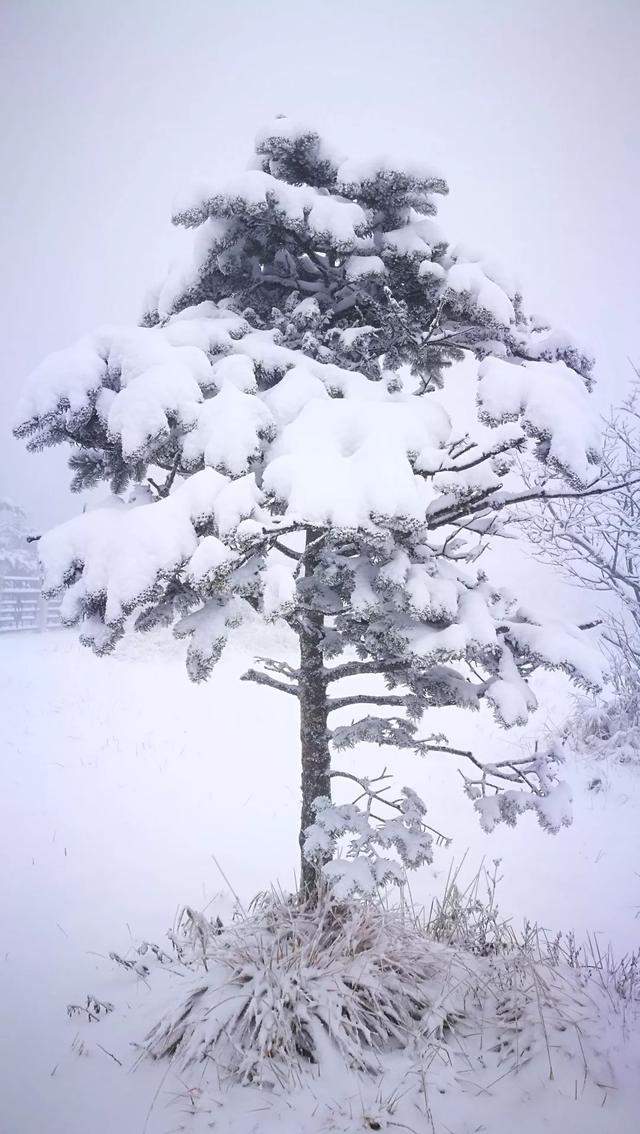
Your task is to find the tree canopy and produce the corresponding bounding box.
[14,118,604,895]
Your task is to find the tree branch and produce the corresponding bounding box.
[328,693,410,712]
[274,540,302,562]
[329,769,451,845]
[428,474,640,530]
[241,668,299,696]
[148,455,180,499]
[433,436,525,475]
[324,659,410,683]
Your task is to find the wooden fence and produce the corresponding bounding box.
[0,575,62,633]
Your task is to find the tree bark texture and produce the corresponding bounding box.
[298,531,331,897]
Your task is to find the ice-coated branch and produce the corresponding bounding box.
[329,717,571,840]
[501,476,640,511]
[327,693,411,712]
[434,435,526,475]
[426,474,640,532]
[426,485,503,528]
[241,668,300,697]
[304,780,439,899]
[459,742,572,835]
[324,659,411,683]
[329,768,451,846]
[526,376,640,581]
[254,656,300,681]
[330,715,427,753]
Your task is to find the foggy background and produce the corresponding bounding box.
[1,0,638,528]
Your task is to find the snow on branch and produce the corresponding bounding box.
[327,692,413,712]
[172,170,369,250]
[328,714,574,847]
[462,743,573,835]
[304,780,438,899]
[330,715,428,753]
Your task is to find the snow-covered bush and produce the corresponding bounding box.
[526,366,640,768]
[15,117,606,895]
[94,885,638,1101]
[563,674,640,768]
[143,893,447,1082]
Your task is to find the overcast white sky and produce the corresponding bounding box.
[1,0,638,526]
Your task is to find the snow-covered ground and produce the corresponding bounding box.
[2,627,639,1133]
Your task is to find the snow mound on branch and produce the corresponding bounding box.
[105,362,202,462]
[181,383,274,475]
[451,246,519,298]
[418,259,446,283]
[337,152,446,189]
[337,154,448,217]
[254,115,324,148]
[174,595,253,681]
[503,618,602,689]
[163,303,248,350]
[381,216,443,256]
[254,115,345,171]
[40,469,260,627]
[262,365,328,426]
[515,324,595,381]
[185,534,236,582]
[260,557,297,619]
[153,218,232,320]
[478,355,600,482]
[14,326,214,463]
[173,170,368,248]
[264,397,450,528]
[14,339,107,432]
[446,261,516,327]
[474,779,573,834]
[344,253,386,280]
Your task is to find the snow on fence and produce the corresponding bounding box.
[0,575,62,633]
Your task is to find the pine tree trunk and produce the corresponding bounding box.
[298,532,331,898]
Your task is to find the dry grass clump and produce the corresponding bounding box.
[143,891,454,1085]
[103,867,639,1093]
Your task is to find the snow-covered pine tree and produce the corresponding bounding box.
[0,499,39,577]
[15,118,604,896]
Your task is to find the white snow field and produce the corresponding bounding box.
[1,626,639,1133]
